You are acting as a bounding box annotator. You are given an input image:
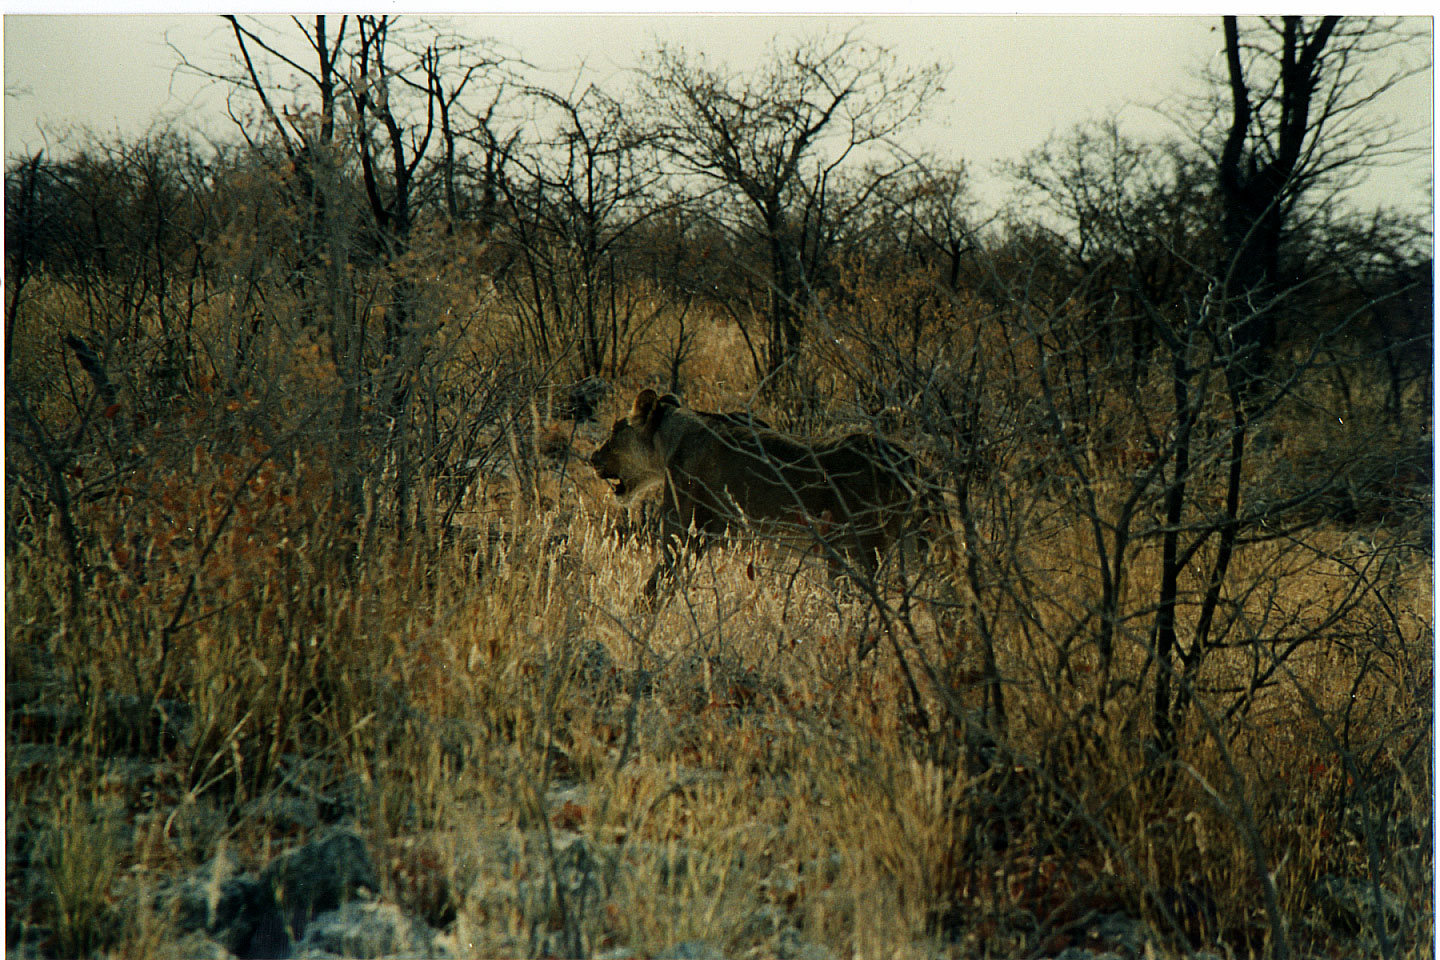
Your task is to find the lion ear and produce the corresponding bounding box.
[632,389,660,424]
[632,389,675,434]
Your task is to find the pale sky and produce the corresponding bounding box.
[2,13,1434,219]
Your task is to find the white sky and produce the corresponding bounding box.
[1,13,1434,220]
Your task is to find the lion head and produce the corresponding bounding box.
[590,389,674,498]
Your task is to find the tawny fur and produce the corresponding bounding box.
[591,389,927,596]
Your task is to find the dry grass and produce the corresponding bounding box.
[6,270,1432,960]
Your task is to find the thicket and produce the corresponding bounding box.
[6,15,1432,959]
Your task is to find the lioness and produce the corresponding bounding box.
[591,389,928,596]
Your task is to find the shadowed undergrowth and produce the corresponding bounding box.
[6,361,1431,958]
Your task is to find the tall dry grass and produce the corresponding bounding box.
[6,263,1431,960]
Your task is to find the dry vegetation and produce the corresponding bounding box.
[6,253,1431,958]
[5,17,1432,959]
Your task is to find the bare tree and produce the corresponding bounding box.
[210,15,513,532]
[1006,118,1217,387]
[203,16,368,506]
[5,153,44,377]
[872,160,981,292]
[496,80,674,379]
[1199,16,1430,384]
[641,30,945,382]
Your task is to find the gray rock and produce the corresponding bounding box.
[158,932,238,959]
[166,848,262,955]
[164,829,381,959]
[1092,911,1154,954]
[773,926,837,960]
[292,901,448,959]
[248,829,380,957]
[657,941,727,960]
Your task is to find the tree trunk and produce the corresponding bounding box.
[1218,16,1340,389]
